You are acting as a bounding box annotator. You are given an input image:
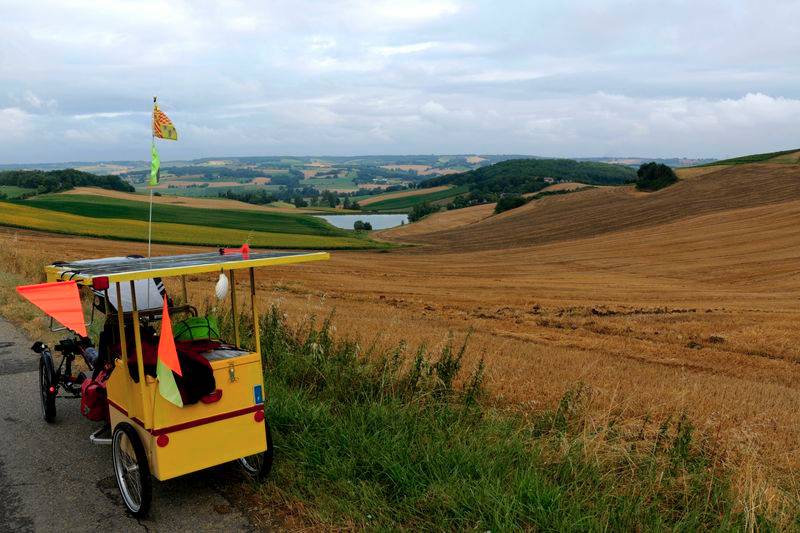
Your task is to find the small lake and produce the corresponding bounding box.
[316,214,409,230]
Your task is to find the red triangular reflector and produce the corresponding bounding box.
[157,295,182,377]
[16,281,87,337]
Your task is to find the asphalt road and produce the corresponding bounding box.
[0,317,257,532]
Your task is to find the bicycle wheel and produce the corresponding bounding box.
[39,353,56,423]
[112,423,152,518]
[238,417,274,480]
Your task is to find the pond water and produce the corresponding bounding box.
[315,213,409,230]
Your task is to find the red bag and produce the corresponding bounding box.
[81,372,109,422]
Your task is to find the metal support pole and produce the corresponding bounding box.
[181,274,188,305]
[129,281,151,429]
[230,269,240,348]
[115,283,131,413]
[250,268,260,357]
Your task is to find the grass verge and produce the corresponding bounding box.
[223,308,775,530]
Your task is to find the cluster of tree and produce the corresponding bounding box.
[168,182,209,188]
[408,202,441,222]
[494,195,528,214]
[634,162,678,191]
[0,169,134,195]
[353,220,373,231]
[352,165,422,183]
[163,166,267,180]
[421,158,636,197]
[219,185,346,208]
[446,192,492,210]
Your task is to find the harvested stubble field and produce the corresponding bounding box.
[2,160,800,521]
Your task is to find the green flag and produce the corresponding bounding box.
[149,142,160,186]
[157,358,183,408]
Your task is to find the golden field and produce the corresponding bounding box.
[2,160,800,508]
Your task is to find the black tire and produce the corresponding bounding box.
[112,423,152,518]
[39,353,56,423]
[238,417,274,480]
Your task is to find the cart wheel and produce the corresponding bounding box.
[239,417,274,480]
[112,423,152,518]
[39,354,56,423]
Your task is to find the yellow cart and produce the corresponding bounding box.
[43,250,328,517]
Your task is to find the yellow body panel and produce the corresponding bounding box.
[107,352,267,480]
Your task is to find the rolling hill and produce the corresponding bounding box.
[0,193,384,249]
[385,162,800,252]
[420,158,637,195]
[698,148,800,166]
[3,151,800,523]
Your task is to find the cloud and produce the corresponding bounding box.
[0,1,799,162]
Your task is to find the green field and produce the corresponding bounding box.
[365,185,468,212]
[304,177,358,189]
[0,186,35,198]
[1,195,386,249]
[135,184,283,197]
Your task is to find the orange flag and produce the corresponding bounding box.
[158,295,182,376]
[157,295,183,407]
[16,281,87,337]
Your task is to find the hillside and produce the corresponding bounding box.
[3,155,800,524]
[0,193,383,249]
[420,158,636,196]
[386,162,800,252]
[699,148,800,166]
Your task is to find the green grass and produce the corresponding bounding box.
[365,186,468,212]
[700,148,799,166]
[0,185,34,198]
[218,308,776,530]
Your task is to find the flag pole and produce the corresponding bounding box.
[148,96,156,259]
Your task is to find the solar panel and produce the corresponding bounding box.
[45,250,329,285]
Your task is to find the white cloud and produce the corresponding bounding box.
[0,108,33,141]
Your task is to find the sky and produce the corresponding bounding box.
[1,0,799,163]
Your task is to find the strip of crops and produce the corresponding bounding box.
[18,194,344,236]
[0,202,385,249]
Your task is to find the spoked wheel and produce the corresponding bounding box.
[38,354,56,423]
[112,423,152,518]
[239,417,274,480]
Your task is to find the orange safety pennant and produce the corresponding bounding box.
[157,295,182,376]
[16,281,87,337]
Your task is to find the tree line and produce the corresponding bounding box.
[0,169,134,196]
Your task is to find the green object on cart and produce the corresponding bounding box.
[173,316,221,341]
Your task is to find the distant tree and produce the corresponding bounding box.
[293,195,308,208]
[353,220,372,231]
[494,195,527,214]
[408,202,440,222]
[322,190,339,208]
[0,191,6,200]
[350,200,361,210]
[635,162,678,191]
[343,197,351,209]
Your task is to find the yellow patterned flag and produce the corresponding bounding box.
[153,104,178,140]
